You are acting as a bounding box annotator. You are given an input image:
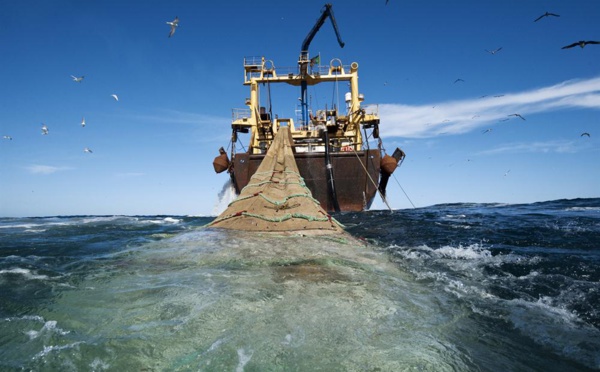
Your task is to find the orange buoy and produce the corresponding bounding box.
[213,147,230,173]
[380,154,398,175]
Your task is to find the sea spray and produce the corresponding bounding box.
[15,230,474,370]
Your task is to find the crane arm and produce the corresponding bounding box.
[300,3,345,54]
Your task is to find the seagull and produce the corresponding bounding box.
[581,132,591,137]
[166,16,179,37]
[41,124,48,135]
[485,47,503,55]
[561,40,600,49]
[71,75,84,83]
[509,113,526,121]
[454,78,465,83]
[111,94,119,101]
[84,147,93,153]
[504,170,511,177]
[81,117,86,127]
[3,135,12,140]
[534,12,560,22]
[482,128,493,134]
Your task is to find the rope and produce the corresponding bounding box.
[230,192,320,208]
[345,137,393,212]
[392,173,417,209]
[208,210,345,228]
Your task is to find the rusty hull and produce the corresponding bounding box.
[231,149,381,212]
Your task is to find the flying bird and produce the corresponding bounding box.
[84,147,93,153]
[166,16,179,37]
[509,113,526,121]
[41,124,48,135]
[504,170,511,177]
[482,128,492,134]
[71,75,84,83]
[562,40,600,49]
[81,117,86,127]
[534,12,560,22]
[485,47,503,55]
[581,132,591,137]
[111,94,119,101]
[454,78,465,83]
[3,135,12,140]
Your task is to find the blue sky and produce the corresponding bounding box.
[1,0,598,217]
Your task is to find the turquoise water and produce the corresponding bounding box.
[1,199,599,371]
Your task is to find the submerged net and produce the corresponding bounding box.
[209,127,344,233]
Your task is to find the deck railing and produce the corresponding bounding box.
[232,108,251,121]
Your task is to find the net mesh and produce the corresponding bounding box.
[209,127,344,233]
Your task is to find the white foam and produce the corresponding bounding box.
[80,216,125,224]
[566,206,600,212]
[0,268,49,280]
[207,338,225,352]
[434,245,492,260]
[236,348,254,372]
[281,334,292,345]
[3,315,44,323]
[90,358,110,370]
[26,320,70,340]
[33,341,83,359]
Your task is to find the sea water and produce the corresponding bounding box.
[0,199,598,371]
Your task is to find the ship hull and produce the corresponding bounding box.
[231,150,382,212]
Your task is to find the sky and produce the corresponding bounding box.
[1,0,598,217]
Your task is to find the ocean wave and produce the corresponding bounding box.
[26,320,71,340]
[0,268,50,280]
[434,245,492,260]
[391,244,492,261]
[148,217,181,224]
[504,297,600,369]
[566,206,600,212]
[3,315,45,323]
[33,341,83,360]
[0,221,69,230]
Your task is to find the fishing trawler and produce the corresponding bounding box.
[212,4,404,212]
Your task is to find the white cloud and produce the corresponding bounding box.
[379,76,600,138]
[26,165,72,175]
[478,140,579,155]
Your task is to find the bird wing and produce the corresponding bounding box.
[533,14,544,22]
[562,42,579,49]
[586,41,600,45]
[169,26,176,37]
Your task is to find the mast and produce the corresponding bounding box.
[298,3,345,127]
